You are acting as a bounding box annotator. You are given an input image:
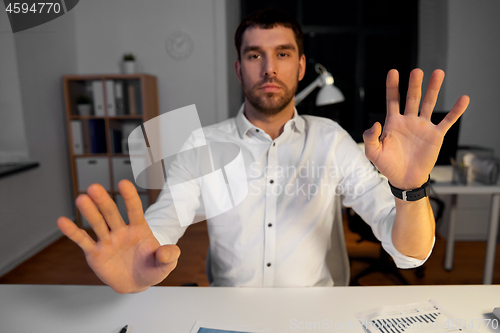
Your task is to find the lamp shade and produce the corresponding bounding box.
[316,84,345,106]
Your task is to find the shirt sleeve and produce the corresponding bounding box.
[144,131,205,246]
[333,128,434,268]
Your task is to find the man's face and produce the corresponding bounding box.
[235,26,306,115]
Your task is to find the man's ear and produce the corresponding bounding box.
[298,54,306,82]
[235,59,242,84]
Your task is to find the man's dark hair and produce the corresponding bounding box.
[234,8,304,60]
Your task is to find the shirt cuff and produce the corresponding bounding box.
[385,235,435,269]
[380,207,436,269]
[151,227,174,246]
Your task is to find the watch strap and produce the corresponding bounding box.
[388,176,431,201]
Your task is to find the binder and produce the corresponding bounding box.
[71,120,83,155]
[105,80,116,116]
[126,81,143,115]
[92,81,105,116]
[121,122,139,153]
[114,81,125,115]
[81,119,91,154]
[110,129,122,154]
[131,80,142,114]
[89,119,106,154]
[128,85,136,115]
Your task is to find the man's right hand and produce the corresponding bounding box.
[57,180,180,294]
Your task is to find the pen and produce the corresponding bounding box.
[120,325,128,333]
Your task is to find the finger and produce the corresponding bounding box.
[404,68,424,116]
[86,183,126,230]
[436,95,470,133]
[156,245,181,274]
[363,121,382,161]
[75,194,110,240]
[420,69,445,120]
[156,244,181,264]
[57,216,96,255]
[386,69,400,116]
[118,179,146,225]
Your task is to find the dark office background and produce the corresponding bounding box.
[240,0,419,142]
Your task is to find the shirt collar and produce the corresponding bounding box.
[235,103,305,139]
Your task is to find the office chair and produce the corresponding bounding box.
[326,194,351,286]
[347,208,410,285]
[347,196,444,285]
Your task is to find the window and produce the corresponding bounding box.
[241,0,418,142]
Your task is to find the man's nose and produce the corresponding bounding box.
[262,57,277,77]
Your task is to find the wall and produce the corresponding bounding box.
[419,0,500,156]
[73,0,239,125]
[0,9,30,163]
[418,0,448,111]
[418,0,500,241]
[444,0,500,155]
[0,1,240,275]
[0,11,78,275]
[226,0,243,117]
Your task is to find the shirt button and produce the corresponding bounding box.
[268,223,272,227]
[270,179,274,184]
[267,263,271,267]
[273,142,276,146]
[256,129,259,132]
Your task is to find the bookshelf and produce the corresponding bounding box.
[63,74,161,227]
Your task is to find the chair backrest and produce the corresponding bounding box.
[325,195,350,286]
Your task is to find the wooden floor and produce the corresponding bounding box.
[1,217,499,286]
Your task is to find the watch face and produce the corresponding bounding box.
[165,30,194,60]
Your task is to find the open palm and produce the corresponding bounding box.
[57,180,180,294]
[363,69,470,190]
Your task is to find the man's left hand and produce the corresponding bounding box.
[363,68,470,190]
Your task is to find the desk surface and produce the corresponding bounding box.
[0,285,498,333]
[0,161,39,179]
[430,165,500,194]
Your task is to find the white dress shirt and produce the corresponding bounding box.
[145,105,433,287]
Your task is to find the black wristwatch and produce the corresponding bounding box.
[388,176,431,201]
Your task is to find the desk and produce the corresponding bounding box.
[430,166,500,285]
[0,284,499,333]
[0,161,39,179]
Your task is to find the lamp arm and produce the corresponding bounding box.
[294,76,323,106]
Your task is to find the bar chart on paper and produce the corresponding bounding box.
[370,312,442,333]
[355,300,479,333]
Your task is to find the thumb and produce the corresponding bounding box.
[156,244,181,265]
[363,122,382,155]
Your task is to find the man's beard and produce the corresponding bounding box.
[241,74,299,116]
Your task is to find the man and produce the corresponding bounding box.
[57,9,469,293]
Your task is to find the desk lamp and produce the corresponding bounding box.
[294,63,345,106]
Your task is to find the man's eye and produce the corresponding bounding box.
[249,54,260,59]
[278,53,289,57]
